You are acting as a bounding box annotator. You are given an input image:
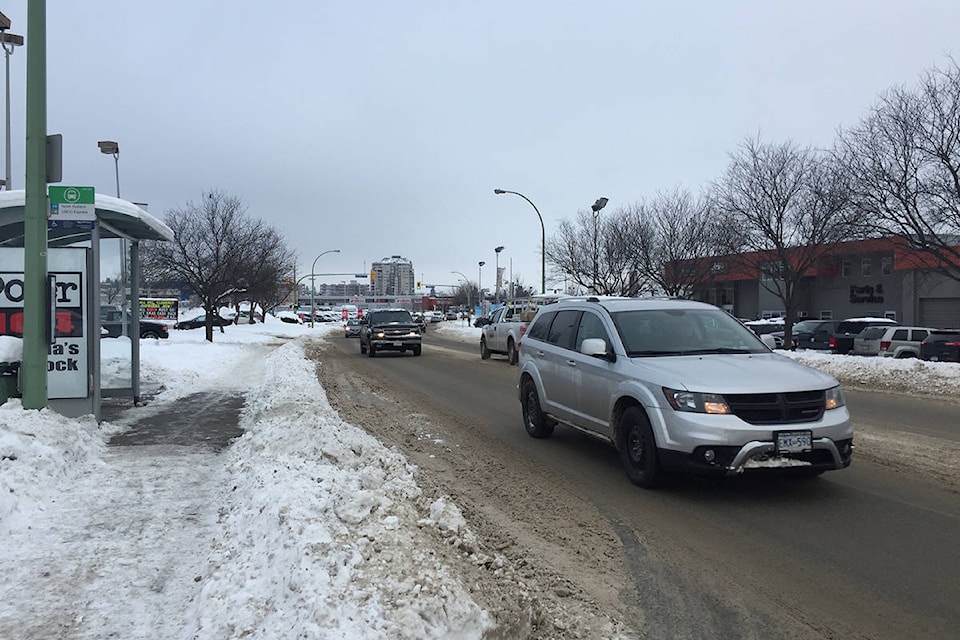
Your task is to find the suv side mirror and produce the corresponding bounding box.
[581,338,615,361]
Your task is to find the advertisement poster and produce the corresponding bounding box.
[0,248,88,399]
[139,298,179,321]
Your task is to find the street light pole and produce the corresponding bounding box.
[591,197,608,294]
[0,21,23,190]
[494,188,545,294]
[494,246,504,304]
[451,270,471,311]
[98,140,127,334]
[478,261,485,312]
[310,249,341,327]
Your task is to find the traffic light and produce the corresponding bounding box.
[417,281,421,288]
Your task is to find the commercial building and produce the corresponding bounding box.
[687,237,960,327]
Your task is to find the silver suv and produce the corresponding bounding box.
[517,297,853,488]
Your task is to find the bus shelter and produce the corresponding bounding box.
[0,189,174,420]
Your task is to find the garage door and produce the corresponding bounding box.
[919,298,960,329]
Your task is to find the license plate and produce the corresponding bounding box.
[776,430,812,453]
[393,341,403,347]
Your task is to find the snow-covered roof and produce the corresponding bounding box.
[0,189,174,245]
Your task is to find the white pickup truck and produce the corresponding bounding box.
[480,303,538,364]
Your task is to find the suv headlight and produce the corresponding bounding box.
[825,385,845,410]
[663,388,731,414]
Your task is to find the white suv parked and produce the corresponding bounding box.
[517,297,853,488]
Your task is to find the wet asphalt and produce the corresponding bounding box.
[103,392,245,451]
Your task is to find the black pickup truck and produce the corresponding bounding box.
[359,309,422,357]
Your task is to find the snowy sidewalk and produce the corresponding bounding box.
[1,326,494,639]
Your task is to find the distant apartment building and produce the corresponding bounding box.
[317,280,370,297]
[371,255,415,296]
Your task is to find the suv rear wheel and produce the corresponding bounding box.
[618,407,663,488]
[521,379,554,438]
[480,337,491,360]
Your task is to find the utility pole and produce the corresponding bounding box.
[21,1,48,408]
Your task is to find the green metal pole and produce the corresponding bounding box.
[21,0,47,409]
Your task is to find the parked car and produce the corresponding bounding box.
[236,309,264,323]
[343,318,362,338]
[428,311,444,323]
[174,313,234,330]
[853,325,933,358]
[771,319,840,350]
[445,310,458,320]
[920,329,960,362]
[743,319,785,348]
[517,297,853,488]
[829,317,898,354]
[101,306,169,340]
[359,308,422,357]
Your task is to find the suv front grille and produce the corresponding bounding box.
[724,391,825,425]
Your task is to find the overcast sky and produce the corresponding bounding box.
[4,1,960,292]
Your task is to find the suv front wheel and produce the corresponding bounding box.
[521,379,554,438]
[618,407,663,488]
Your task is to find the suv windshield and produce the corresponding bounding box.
[611,308,768,357]
[858,327,887,340]
[793,320,828,332]
[370,311,413,324]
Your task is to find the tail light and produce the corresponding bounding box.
[880,341,891,351]
[945,341,960,347]
[829,336,837,347]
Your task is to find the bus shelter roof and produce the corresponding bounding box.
[0,189,174,246]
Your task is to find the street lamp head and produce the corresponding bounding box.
[495,246,504,254]
[98,140,119,155]
[591,197,609,213]
[479,261,485,267]
[0,32,23,47]
[494,188,506,195]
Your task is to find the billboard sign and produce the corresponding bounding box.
[0,247,88,398]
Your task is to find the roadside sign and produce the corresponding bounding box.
[49,186,96,230]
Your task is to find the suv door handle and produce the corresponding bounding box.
[566,360,577,367]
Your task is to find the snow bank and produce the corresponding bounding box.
[180,339,493,639]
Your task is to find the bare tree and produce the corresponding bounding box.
[840,61,960,282]
[622,189,721,297]
[714,137,856,345]
[547,207,642,296]
[237,225,297,322]
[101,277,123,306]
[141,190,262,342]
[452,281,479,309]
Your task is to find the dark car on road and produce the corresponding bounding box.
[360,309,422,357]
[101,307,169,340]
[920,329,960,362]
[343,318,362,338]
[829,317,898,354]
[173,313,234,330]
